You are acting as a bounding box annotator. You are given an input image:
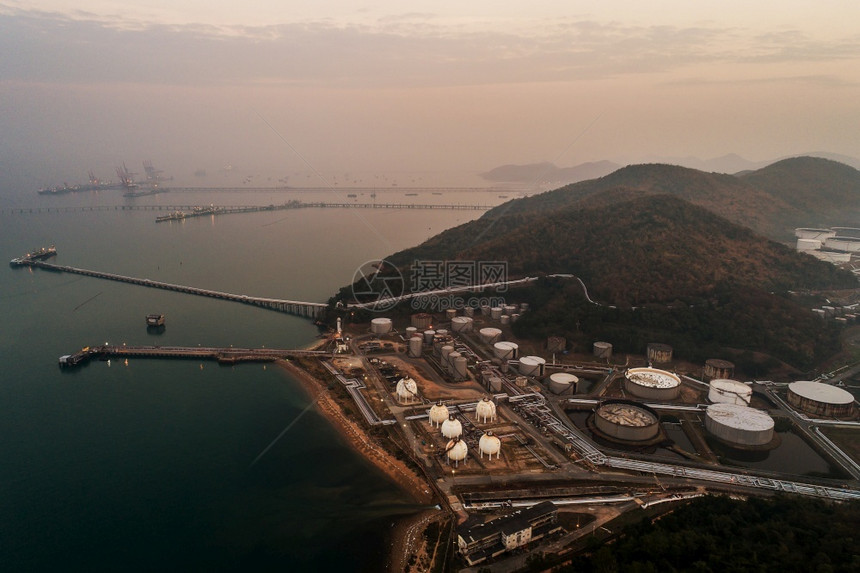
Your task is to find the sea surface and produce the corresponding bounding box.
[0,186,508,571]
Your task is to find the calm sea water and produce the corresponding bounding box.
[0,187,505,571]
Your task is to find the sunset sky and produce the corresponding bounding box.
[2,1,859,187]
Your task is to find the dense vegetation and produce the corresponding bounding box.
[557,495,860,573]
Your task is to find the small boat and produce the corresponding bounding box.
[146,314,165,327]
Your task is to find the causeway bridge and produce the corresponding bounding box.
[14,259,328,319]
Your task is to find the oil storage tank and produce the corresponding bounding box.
[548,372,578,395]
[624,367,681,401]
[411,313,433,329]
[408,336,424,358]
[787,381,856,418]
[708,379,752,406]
[493,341,519,361]
[518,356,546,377]
[705,403,774,446]
[703,359,735,381]
[451,316,473,333]
[593,341,612,359]
[370,317,392,334]
[646,343,673,364]
[593,400,660,442]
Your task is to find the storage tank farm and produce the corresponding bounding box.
[593,400,661,443]
[705,403,774,447]
[624,367,681,400]
[708,379,752,406]
[787,381,856,418]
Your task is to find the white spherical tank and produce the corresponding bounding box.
[479,327,502,344]
[624,367,681,400]
[705,403,774,446]
[548,372,578,395]
[370,317,392,334]
[408,336,423,358]
[479,431,501,460]
[429,401,449,427]
[493,341,519,360]
[475,397,497,423]
[451,316,473,333]
[441,415,463,439]
[395,377,419,404]
[518,356,546,377]
[446,437,468,465]
[708,379,752,406]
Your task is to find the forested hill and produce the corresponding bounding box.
[459,194,855,306]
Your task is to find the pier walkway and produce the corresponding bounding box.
[61,344,327,367]
[15,259,328,319]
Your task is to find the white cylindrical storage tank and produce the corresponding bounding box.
[411,313,433,329]
[480,304,491,316]
[408,336,424,358]
[487,376,503,392]
[423,329,436,344]
[787,381,856,418]
[493,341,519,360]
[464,306,475,318]
[503,305,517,316]
[511,313,520,323]
[405,326,418,339]
[446,437,468,465]
[593,341,613,359]
[429,401,449,427]
[518,356,546,377]
[445,308,457,320]
[451,316,473,333]
[479,431,501,460]
[708,379,752,406]
[796,238,822,251]
[824,236,860,252]
[441,415,462,439]
[624,367,681,401]
[705,403,774,446]
[500,315,510,325]
[436,329,449,337]
[795,228,836,240]
[519,303,529,312]
[475,397,497,423]
[490,307,503,320]
[440,345,455,366]
[395,377,419,404]
[479,327,502,344]
[370,317,392,335]
[447,351,462,376]
[453,356,468,380]
[548,372,578,395]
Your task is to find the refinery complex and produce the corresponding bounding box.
[317,301,860,569]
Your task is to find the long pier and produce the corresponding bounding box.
[14,259,328,319]
[61,344,328,367]
[1,201,495,216]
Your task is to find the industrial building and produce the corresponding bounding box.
[457,501,560,566]
[787,381,856,418]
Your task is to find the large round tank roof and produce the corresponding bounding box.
[788,381,854,405]
[625,367,680,388]
[549,372,579,385]
[596,402,658,427]
[706,403,774,433]
[519,356,546,367]
[493,341,518,351]
[709,379,752,405]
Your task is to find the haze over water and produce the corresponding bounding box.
[0,187,502,570]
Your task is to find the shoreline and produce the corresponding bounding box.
[275,359,436,506]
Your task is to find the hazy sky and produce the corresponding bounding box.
[1,1,859,187]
